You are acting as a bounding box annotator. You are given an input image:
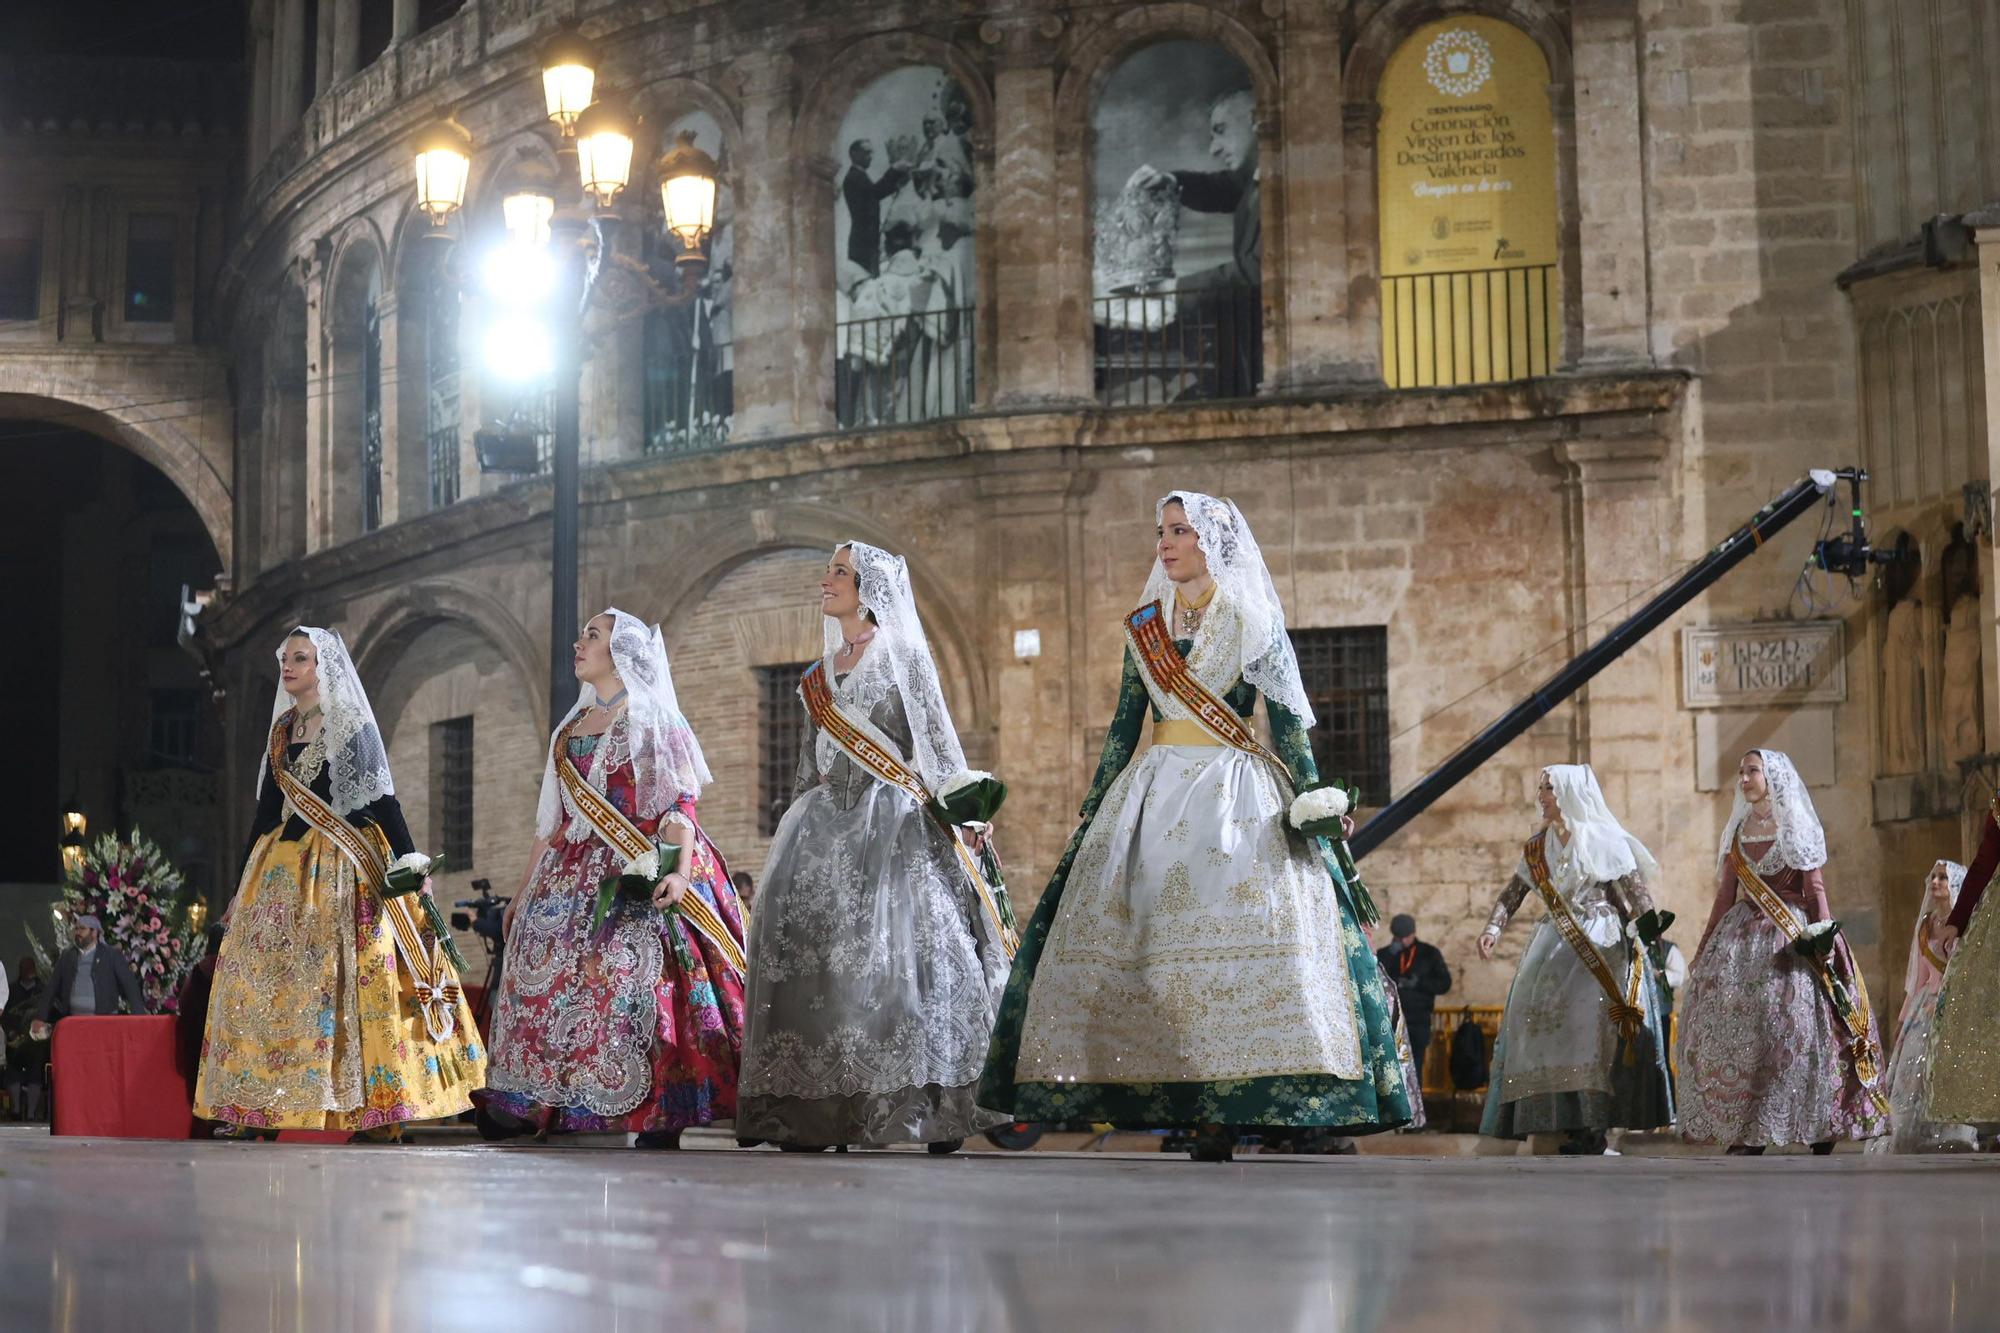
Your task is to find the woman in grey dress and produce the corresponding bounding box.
[1477,764,1674,1153]
[736,541,1010,1150]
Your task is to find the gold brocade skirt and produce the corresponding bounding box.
[1925,896,2000,1126]
[193,825,486,1130]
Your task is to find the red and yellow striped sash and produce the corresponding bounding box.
[1124,601,1289,785]
[1522,833,1643,1043]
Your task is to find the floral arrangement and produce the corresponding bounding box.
[60,827,202,1013]
[383,853,465,970]
[594,844,680,933]
[1289,782,1379,927]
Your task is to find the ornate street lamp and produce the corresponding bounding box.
[59,807,87,881]
[501,190,556,248]
[574,94,636,210]
[538,22,598,137]
[411,118,473,227]
[656,128,719,259]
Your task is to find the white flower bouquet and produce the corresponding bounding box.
[1290,781,1378,927]
[593,843,682,933]
[380,852,465,968]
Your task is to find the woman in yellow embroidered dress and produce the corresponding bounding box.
[194,627,485,1133]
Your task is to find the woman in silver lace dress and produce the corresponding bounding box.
[1475,765,1674,1153]
[736,542,1010,1150]
[1868,860,1977,1153]
[1676,749,1886,1151]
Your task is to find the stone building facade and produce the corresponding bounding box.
[122,0,2000,1006]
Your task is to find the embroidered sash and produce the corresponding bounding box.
[1522,832,1645,1044]
[554,716,748,978]
[266,716,460,1043]
[798,660,1019,959]
[1124,601,1289,788]
[1729,839,1889,1114]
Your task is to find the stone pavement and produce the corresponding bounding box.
[0,1126,1991,1332]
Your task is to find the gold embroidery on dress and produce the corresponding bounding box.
[1158,862,1198,912]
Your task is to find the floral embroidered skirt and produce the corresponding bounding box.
[193,826,485,1130]
[1924,898,2000,1128]
[479,828,746,1134]
[981,744,1413,1132]
[1675,901,1884,1146]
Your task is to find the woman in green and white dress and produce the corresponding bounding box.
[980,490,1412,1160]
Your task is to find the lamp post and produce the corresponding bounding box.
[59,807,87,882]
[408,20,716,729]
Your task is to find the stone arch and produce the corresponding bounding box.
[645,502,991,733]
[1342,1,1581,385]
[349,577,545,731]
[1053,6,1283,404]
[633,76,745,156]
[463,130,564,240]
[264,269,310,566]
[793,33,997,431]
[0,389,231,572]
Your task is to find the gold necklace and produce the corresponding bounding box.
[1175,582,1216,637]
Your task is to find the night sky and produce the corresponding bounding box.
[1,0,245,60]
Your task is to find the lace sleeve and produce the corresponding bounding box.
[1078,648,1150,824]
[792,703,820,801]
[1609,869,1657,923]
[1487,861,1533,934]
[1266,695,1319,791]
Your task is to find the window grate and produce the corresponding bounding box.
[426,264,460,509]
[1290,627,1390,807]
[756,663,813,837]
[430,716,474,867]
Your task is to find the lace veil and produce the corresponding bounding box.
[823,541,968,794]
[1139,490,1315,724]
[260,627,394,817]
[1717,747,1828,871]
[536,608,712,839]
[1545,764,1660,886]
[1903,858,1966,1001]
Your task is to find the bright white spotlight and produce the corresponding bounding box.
[484,316,555,383]
[482,241,557,307]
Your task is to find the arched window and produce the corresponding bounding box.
[833,67,978,428]
[1376,18,1560,388]
[1090,42,1261,407]
[642,110,733,455]
[325,240,384,540]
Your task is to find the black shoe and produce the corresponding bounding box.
[474,1106,534,1143]
[777,1142,830,1153]
[1725,1144,1766,1157]
[1810,1141,1835,1156]
[735,1136,765,1149]
[633,1130,681,1150]
[927,1138,965,1155]
[1189,1125,1235,1163]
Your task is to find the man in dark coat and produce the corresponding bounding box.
[30,915,147,1040]
[1376,913,1452,1077]
[840,138,909,278]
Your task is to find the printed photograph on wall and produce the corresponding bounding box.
[643,109,733,454]
[1090,40,1260,406]
[832,65,977,427]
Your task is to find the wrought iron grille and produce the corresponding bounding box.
[1093,283,1261,407]
[426,267,461,509]
[1381,263,1557,389]
[756,663,813,836]
[430,715,474,866]
[644,294,732,456]
[835,305,974,428]
[362,298,383,531]
[1290,626,1390,807]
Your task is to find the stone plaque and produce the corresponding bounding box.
[1682,621,1846,709]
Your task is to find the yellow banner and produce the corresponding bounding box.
[1377,18,1560,387]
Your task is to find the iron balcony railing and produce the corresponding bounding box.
[1093,282,1261,408]
[1382,263,1558,390]
[835,304,975,429]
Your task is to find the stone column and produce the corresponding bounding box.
[1270,13,1367,387]
[301,241,335,552]
[1969,226,2000,757]
[1570,0,1651,366]
[1552,434,1670,804]
[983,16,1071,406]
[375,290,407,524]
[729,52,808,438]
[248,0,274,168]
[1340,100,1385,385]
[271,0,305,141]
[332,0,360,83]
[392,0,418,42]
[314,0,335,96]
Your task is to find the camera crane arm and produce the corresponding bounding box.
[1350,467,1885,860]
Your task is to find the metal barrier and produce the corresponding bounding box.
[1093,283,1260,407]
[835,304,975,428]
[1382,263,1557,389]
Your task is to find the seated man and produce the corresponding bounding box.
[30,915,147,1042]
